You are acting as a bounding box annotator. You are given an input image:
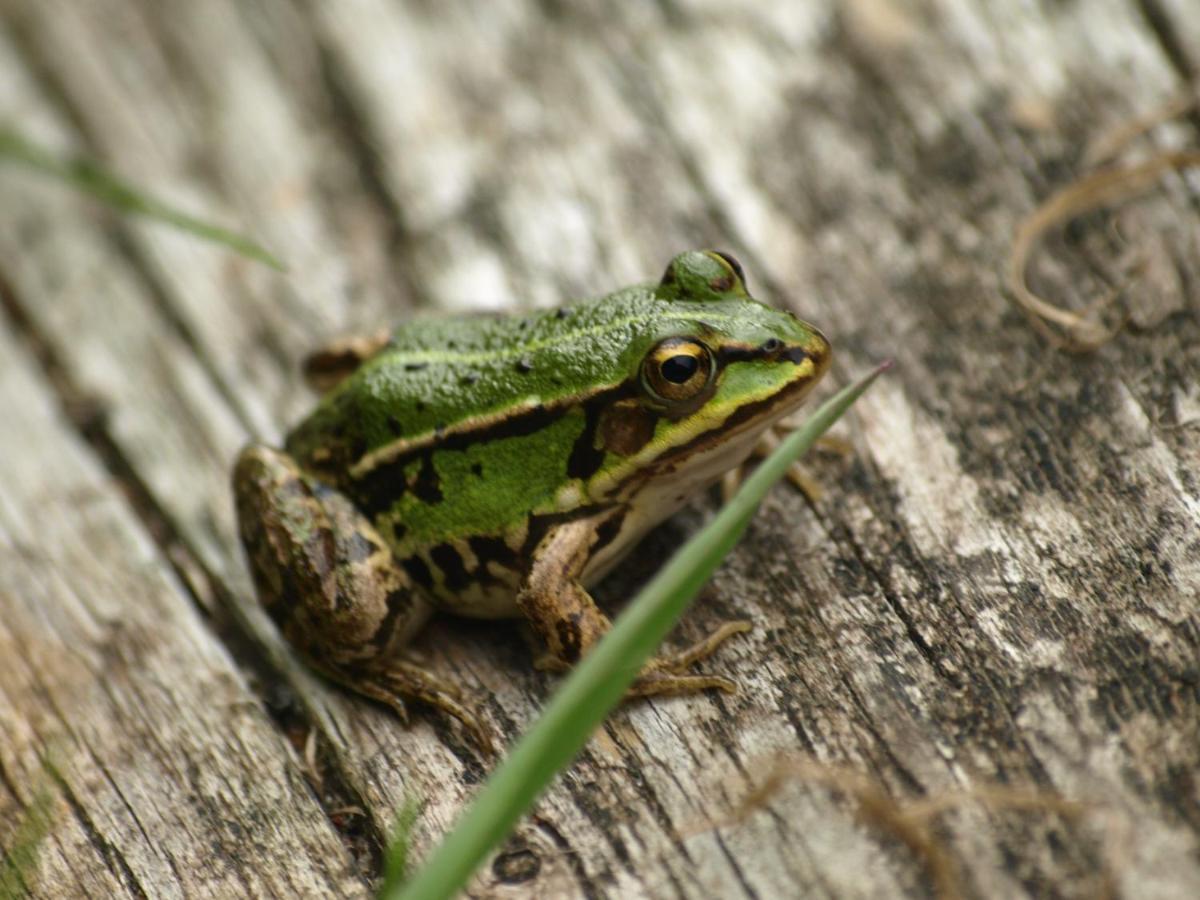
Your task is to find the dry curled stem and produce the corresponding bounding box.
[1007,150,1200,352]
[722,757,1116,900]
[1084,91,1198,168]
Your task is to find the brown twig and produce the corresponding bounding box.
[1007,151,1200,352]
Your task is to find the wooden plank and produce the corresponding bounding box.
[1,0,1197,896]
[0,317,366,895]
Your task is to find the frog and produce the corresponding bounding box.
[233,250,831,749]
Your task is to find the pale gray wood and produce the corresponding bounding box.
[1,0,1198,897]
[0,313,367,895]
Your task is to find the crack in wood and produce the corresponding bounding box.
[47,767,152,900]
[0,269,384,886]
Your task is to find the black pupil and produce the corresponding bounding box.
[661,354,699,384]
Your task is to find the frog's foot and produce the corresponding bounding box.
[721,427,854,503]
[532,619,750,692]
[328,661,495,754]
[651,619,752,672]
[629,619,752,696]
[530,615,748,673]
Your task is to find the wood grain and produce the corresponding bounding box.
[1,1,1197,896]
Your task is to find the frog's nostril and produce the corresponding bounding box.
[761,338,783,355]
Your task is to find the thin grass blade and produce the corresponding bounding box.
[0,127,284,270]
[384,361,890,900]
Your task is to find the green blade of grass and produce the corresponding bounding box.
[0,127,284,271]
[383,361,890,900]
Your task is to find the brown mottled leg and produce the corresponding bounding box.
[516,516,749,696]
[233,444,492,751]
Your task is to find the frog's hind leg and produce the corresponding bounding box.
[233,444,492,751]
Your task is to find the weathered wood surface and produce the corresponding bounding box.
[1,1,1197,897]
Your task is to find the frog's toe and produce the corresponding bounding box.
[629,671,739,697]
[533,651,569,673]
[374,665,494,753]
[660,619,752,671]
[623,620,751,697]
[324,661,495,753]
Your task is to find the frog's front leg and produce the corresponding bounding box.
[233,445,491,750]
[517,515,751,696]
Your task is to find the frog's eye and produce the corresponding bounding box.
[641,337,716,407]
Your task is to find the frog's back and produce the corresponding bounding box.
[285,285,665,474]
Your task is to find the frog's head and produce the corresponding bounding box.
[587,250,831,506]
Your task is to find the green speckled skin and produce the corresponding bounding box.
[286,251,830,564]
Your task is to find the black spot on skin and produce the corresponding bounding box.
[566,383,638,480]
[416,401,427,414]
[592,509,628,554]
[412,455,443,503]
[462,372,480,386]
[371,588,414,649]
[403,554,435,590]
[405,362,428,372]
[556,619,582,663]
[515,357,534,373]
[468,535,516,572]
[555,308,570,319]
[492,848,541,885]
[517,506,614,563]
[387,415,405,435]
[567,414,606,481]
[718,342,804,366]
[353,403,572,516]
[470,462,484,477]
[430,543,471,591]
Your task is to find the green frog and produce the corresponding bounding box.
[234,250,830,748]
